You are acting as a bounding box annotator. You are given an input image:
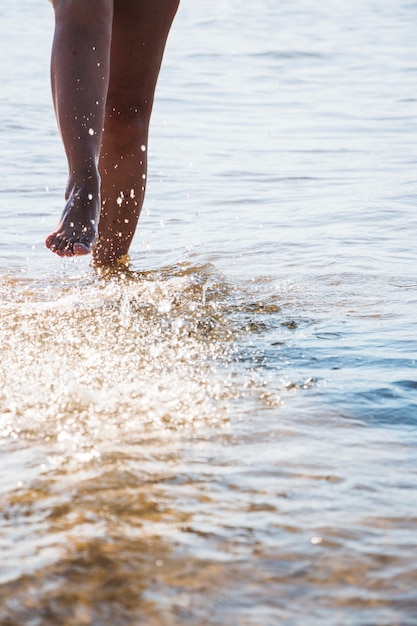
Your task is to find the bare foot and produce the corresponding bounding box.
[45,183,100,257]
[92,196,140,266]
[92,237,130,266]
[92,218,135,266]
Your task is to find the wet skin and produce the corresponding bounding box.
[46,0,179,264]
[45,181,100,256]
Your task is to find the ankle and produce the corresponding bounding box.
[66,167,100,199]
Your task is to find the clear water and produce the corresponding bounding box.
[1,1,417,624]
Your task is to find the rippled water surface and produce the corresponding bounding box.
[1,1,417,624]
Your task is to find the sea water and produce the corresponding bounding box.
[1,1,417,624]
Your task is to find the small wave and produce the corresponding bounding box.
[0,263,293,470]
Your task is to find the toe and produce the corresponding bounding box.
[45,233,57,250]
[73,241,92,256]
[51,237,70,256]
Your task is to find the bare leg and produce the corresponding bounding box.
[93,0,179,265]
[46,0,113,256]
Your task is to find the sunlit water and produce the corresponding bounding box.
[1,1,417,624]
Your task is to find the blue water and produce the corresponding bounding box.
[1,1,417,624]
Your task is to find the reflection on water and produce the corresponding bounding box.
[1,264,417,625]
[2,0,417,623]
[1,265,233,436]
[0,263,295,624]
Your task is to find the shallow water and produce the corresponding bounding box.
[1,0,417,624]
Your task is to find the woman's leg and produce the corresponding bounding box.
[46,0,113,256]
[93,0,179,265]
